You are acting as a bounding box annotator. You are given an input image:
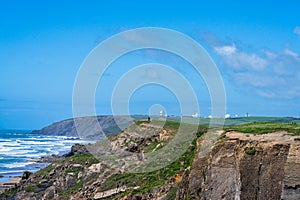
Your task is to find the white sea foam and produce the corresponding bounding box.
[0,139,12,142]
[4,162,35,169]
[0,147,25,154]
[0,141,22,146]
[0,170,24,175]
[0,149,37,156]
[18,140,55,145]
[0,131,89,176]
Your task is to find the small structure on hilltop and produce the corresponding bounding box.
[192,112,199,118]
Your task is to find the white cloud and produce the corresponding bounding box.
[230,52,266,71]
[211,38,300,99]
[294,26,300,35]
[263,49,276,58]
[284,48,298,58]
[234,73,285,87]
[269,48,300,76]
[214,44,267,71]
[199,32,300,99]
[256,90,276,98]
[214,44,236,56]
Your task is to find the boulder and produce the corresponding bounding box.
[21,171,32,180]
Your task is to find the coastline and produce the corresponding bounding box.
[0,143,89,194]
[0,177,21,193]
[0,128,92,188]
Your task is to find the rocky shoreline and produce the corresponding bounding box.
[27,143,91,163]
[0,143,89,194]
[0,177,21,193]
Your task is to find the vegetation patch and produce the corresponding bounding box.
[143,141,164,153]
[24,184,39,193]
[64,166,83,176]
[165,183,179,200]
[225,122,300,135]
[35,164,53,177]
[96,131,202,196]
[244,147,256,155]
[214,131,228,145]
[2,120,210,199]
[64,154,99,166]
[2,187,18,196]
[59,180,83,197]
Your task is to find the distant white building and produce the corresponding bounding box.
[160,110,164,116]
[160,110,167,117]
[225,114,231,118]
[192,112,199,118]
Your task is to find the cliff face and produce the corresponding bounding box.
[178,131,300,200]
[2,121,300,200]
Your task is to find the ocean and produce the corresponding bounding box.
[0,130,89,182]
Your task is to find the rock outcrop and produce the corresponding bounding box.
[1,121,300,200]
[177,131,300,200]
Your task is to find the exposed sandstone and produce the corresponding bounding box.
[178,131,300,200]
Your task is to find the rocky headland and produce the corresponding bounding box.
[31,116,145,138]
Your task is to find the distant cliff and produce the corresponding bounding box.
[31,115,145,138]
[2,121,300,199]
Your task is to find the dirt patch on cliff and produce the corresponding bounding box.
[226,131,299,143]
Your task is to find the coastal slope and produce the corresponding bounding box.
[1,121,300,199]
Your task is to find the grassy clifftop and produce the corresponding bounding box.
[225,121,300,134]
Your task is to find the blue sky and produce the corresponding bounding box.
[1,0,300,129]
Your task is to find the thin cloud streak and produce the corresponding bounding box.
[294,26,300,36]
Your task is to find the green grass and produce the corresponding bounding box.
[223,116,300,126]
[64,167,81,175]
[164,183,179,200]
[96,133,202,196]
[143,141,164,153]
[35,154,98,177]
[2,187,18,196]
[215,132,228,145]
[2,120,209,199]
[83,120,203,198]
[224,122,300,135]
[55,154,98,198]
[35,164,53,178]
[63,154,99,166]
[59,180,83,197]
[166,116,300,126]
[24,184,39,193]
[244,147,256,155]
[135,119,187,129]
[25,154,98,199]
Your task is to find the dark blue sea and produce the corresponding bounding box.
[0,130,89,182]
